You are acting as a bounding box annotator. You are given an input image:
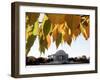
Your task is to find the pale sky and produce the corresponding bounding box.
[28,34,90,58]
[27,13,90,58]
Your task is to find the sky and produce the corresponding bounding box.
[28,34,90,58]
[27,13,90,58]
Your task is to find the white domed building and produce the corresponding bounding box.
[48,50,69,64]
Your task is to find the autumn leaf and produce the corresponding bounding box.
[80,23,88,40]
[62,26,72,46]
[39,36,44,53]
[47,14,66,24]
[65,14,81,36]
[55,33,62,48]
[80,15,90,40]
[42,14,48,24]
[26,25,33,40]
[58,23,65,33]
[26,13,39,26]
[43,20,51,36]
[38,26,43,38]
[39,45,45,54]
[46,14,66,30]
[39,35,49,53]
[25,13,90,55]
[66,35,72,46]
[26,13,39,56]
[52,24,59,41]
[33,20,39,35]
[26,35,36,56]
[46,34,51,48]
[72,25,81,40]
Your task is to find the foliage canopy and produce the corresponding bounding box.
[26,13,90,56]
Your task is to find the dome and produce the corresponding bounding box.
[54,50,68,56]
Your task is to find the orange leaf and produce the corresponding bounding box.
[65,15,81,35]
[47,14,66,24]
[46,34,51,48]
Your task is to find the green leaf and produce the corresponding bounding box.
[26,35,36,56]
[55,33,62,48]
[39,36,46,54]
[43,20,51,36]
[42,15,48,24]
[39,45,45,54]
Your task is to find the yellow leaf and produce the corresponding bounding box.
[80,23,89,40]
[58,23,65,33]
[52,24,59,41]
[26,16,29,23]
[62,27,72,45]
[26,25,33,41]
[82,15,90,39]
[33,20,39,35]
[85,25,89,39]
[26,24,33,33]
[68,28,71,35]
